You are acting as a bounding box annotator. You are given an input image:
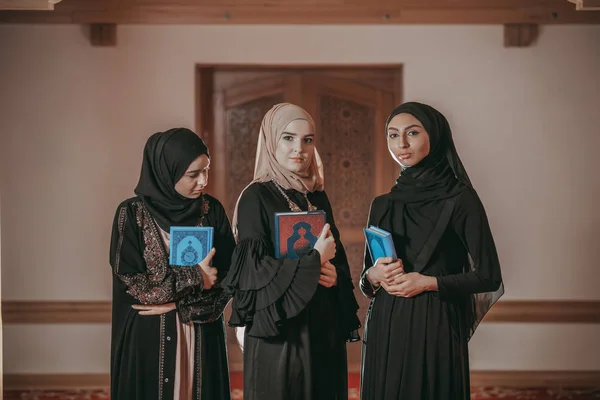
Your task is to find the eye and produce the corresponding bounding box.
[282,135,294,141]
[407,130,419,136]
[388,132,399,139]
[304,137,314,144]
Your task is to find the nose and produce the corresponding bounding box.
[197,174,207,187]
[398,134,409,149]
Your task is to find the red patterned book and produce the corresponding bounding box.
[274,210,326,259]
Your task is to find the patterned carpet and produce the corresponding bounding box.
[5,388,600,399]
[4,373,600,400]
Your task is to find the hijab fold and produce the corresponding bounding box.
[388,102,470,204]
[232,103,324,237]
[382,102,503,340]
[134,128,210,232]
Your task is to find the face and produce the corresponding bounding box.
[174,154,210,199]
[274,119,315,175]
[387,113,431,167]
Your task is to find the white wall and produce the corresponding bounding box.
[1,24,599,374]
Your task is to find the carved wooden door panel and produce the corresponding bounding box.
[301,74,398,368]
[203,67,402,371]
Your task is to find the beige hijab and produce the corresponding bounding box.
[232,103,324,239]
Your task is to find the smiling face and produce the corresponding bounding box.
[274,119,315,175]
[174,154,210,199]
[386,113,431,167]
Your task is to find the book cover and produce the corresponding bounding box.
[169,226,214,266]
[364,225,397,262]
[274,210,326,259]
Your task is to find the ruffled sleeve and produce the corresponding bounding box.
[222,184,322,338]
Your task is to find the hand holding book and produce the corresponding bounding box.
[366,257,404,289]
[198,248,218,290]
[314,223,336,265]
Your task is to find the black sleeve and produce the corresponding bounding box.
[176,197,236,323]
[222,184,322,338]
[109,202,204,305]
[359,196,386,299]
[437,188,503,296]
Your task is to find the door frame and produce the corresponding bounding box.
[195,64,403,372]
[195,64,404,196]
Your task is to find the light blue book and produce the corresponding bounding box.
[363,225,397,262]
[169,226,213,266]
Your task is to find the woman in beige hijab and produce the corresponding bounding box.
[223,103,361,400]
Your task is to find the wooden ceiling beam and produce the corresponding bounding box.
[504,23,539,47]
[1,0,600,24]
[90,23,116,47]
[567,0,600,10]
[0,0,60,11]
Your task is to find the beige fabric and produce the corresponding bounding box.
[232,103,324,237]
[174,313,195,400]
[157,227,196,400]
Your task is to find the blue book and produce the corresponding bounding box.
[169,226,213,266]
[363,225,397,262]
[274,211,326,259]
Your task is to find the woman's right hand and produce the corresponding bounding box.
[132,302,176,316]
[366,257,404,288]
[314,223,336,264]
[198,248,218,290]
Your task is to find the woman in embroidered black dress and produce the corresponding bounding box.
[222,103,361,400]
[360,102,504,400]
[109,128,235,400]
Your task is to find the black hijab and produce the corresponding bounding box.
[383,103,503,339]
[378,102,470,268]
[389,101,471,203]
[134,128,210,231]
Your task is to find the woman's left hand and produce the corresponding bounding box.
[132,302,177,316]
[381,273,437,298]
[319,261,338,288]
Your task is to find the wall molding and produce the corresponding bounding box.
[3,373,110,390]
[3,371,600,390]
[2,300,600,324]
[2,301,111,324]
[483,300,600,323]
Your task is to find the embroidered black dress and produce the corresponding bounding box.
[109,194,235,400]
[223,181,361,400]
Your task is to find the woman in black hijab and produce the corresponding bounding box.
[360,102,504,400]
[109,128,235,400]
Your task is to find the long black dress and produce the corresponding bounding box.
[360,187,503,400]
[223,181,361,400]
[109,194,235,400]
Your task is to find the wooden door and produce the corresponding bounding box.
[198,66,402,372]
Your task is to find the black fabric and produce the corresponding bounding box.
[360,102,504,399]
[222,181,361,400]
[134,128,210,231]
[109,196,235,400]
[387,101,471,204]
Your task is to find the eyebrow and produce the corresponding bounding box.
[387,124,422,132]
[282,132,315,136]
[185,167,208,174]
